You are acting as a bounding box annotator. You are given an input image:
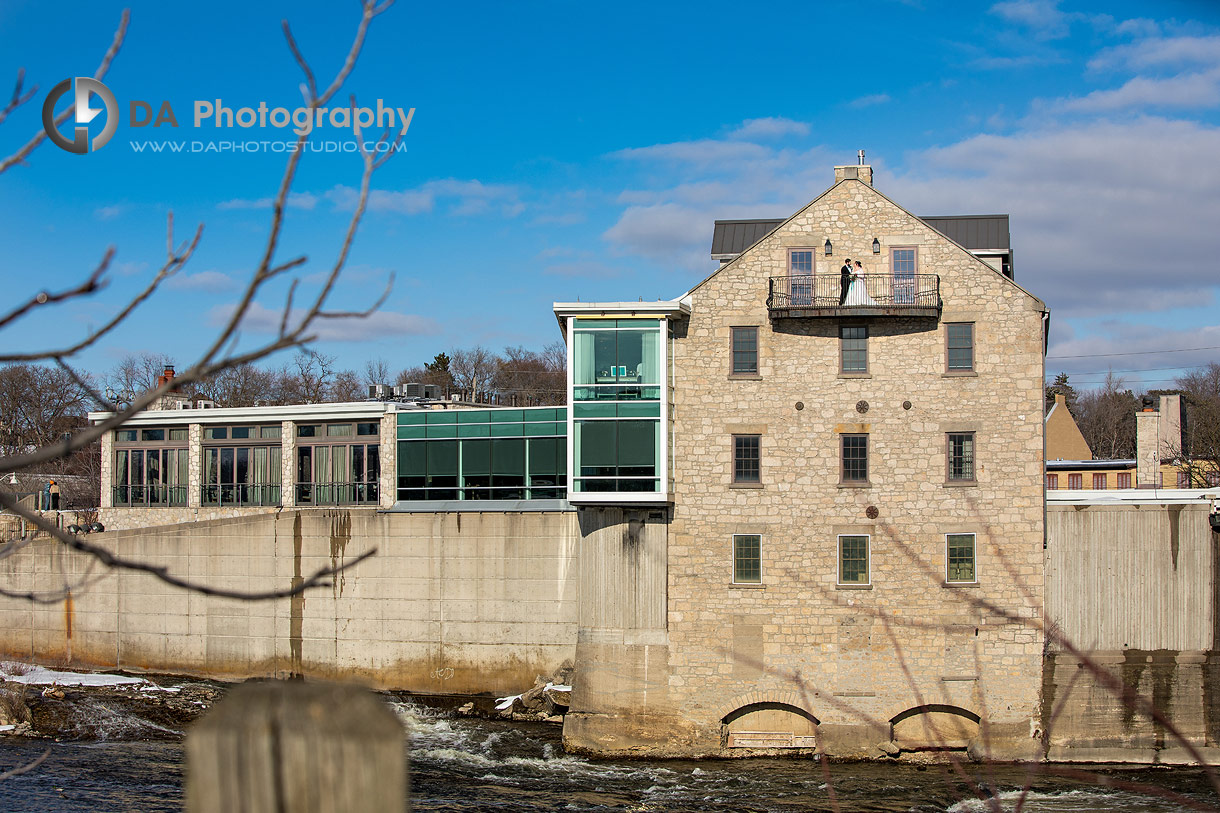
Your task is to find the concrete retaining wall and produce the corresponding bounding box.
[0,509,579,695]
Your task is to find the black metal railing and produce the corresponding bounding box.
[112,485,189,507]
[295,482,379,506]
[200,484,282,507]
[767,273,941,312]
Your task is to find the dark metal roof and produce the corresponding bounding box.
[710,214,1011,258]
[918,215,1010,250]
[710,219,784,257]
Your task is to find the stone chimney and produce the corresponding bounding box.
[834,165,873,186]
[1157,393,1183,461]
[1136,406,1160,487]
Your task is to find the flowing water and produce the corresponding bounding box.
[1,690,1218,812]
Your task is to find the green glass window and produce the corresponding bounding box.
[571,319,662,401]
[115,429,137,442]
[947,534,976,583]
[169,428,188,441]
[839,535,870,585]
[733,534,761,584]
[140,428,165,441]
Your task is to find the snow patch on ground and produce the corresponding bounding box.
[0,661,151,688]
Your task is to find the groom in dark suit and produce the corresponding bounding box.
[839,258,852,305]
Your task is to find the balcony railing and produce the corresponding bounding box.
[112,485,189,507]
[201,484,282,507]
[295,482,379,506]
[767,273,941,317]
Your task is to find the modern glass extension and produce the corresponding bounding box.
[396,407,566,502]
[559,302,684,504]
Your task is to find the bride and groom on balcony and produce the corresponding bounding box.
[839,258,878,306]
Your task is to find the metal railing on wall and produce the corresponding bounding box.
[767,273,941,311]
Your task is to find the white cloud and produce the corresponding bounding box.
[848,94,892,108]
[324,178,522,218]
[1088,35,1220,73]
[217,192,318,211]
[167,270,236,293]
[989,0,1072,39]
[1046,322,1220,387]
[602,203,714,270]
[94,205,123,220]
[210,302,439,342]
[610,139,772,167]
[728,117,811,140]
[1052,69,1220,112]
[883,116,1220,318]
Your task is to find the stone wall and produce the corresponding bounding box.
[0,509,579,695]
[567,173,1048,758]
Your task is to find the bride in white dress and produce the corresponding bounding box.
[844,261,878,306]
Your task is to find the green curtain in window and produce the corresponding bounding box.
[573,330,596,387]
[639,328,659,385]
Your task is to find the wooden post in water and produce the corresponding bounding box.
[186,681,407,813]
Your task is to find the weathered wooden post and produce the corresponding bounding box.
[186,681,407,813]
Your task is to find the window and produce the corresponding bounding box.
[733,534,761,584]
[111,426,189,507]
[202,425,284,507]
[733,435,761,484]
[946,433,975,482]
[840,325,867,373]
[1117,472,1131,489]
[1177,471,1190,488]
[838,535,870,585]
[946,323,975,372]
[1046,473,1058,490]
[892,246,918,304]
[841,434,868,483]
[731,327,759,376]
[1093,473,1107,490]
[788,249,814,305]
[1068,473,1082,489]
[946,533,976,583]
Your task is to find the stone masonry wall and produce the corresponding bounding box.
[575,176,1049,758]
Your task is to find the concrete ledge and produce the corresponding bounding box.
[387,499,573,513]
[1046,746,1159,763]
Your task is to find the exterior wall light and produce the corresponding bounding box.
[872,237,881,254]
[824,238,832,256]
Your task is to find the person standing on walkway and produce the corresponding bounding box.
[839,258,853,305]
[49,479,60,511]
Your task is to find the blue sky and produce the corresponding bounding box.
[1,0,1218,391]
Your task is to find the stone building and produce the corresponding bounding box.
[80,160,1050,759]
[560,162,1049,758]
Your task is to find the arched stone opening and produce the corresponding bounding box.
[721,702,821,749]
[889,704,980,751]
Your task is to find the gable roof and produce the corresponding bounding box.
[685,177,1045,311]
[710,214,1011,259]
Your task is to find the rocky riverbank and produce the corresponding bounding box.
[0,662,223,741]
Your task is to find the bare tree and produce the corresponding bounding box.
[105,352,175,403]
[0,1,401,601]
[449,346,500,402]
[364,357,391,388]
[194,362,283,407]
[1168,362,1220,486]
[1074,371,1138,459]
[282,350,337,404]
[494,344,565,406]
[330,368,364,402]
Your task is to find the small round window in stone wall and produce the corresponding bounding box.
[866,505,879,519]
[856,400,869,414]
[795,401,804,411]
[903,400,912,410]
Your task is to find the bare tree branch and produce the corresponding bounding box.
[0,249,112,333]
[0,10,129,175]
[0,68,37,129]
[0,749,51,782]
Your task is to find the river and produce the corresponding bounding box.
[0,692,1217,812]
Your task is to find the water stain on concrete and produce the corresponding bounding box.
[290,512,304,677]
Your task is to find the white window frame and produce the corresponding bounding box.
[944,532,977,584]
[732,533,762,585]
[837,533,871,586]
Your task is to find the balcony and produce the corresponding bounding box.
[767,274,941,318]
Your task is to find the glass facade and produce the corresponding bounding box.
[570,318,665,497]
[295,422,380,505]
[396,407,566,501]
[203,424,283,506]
